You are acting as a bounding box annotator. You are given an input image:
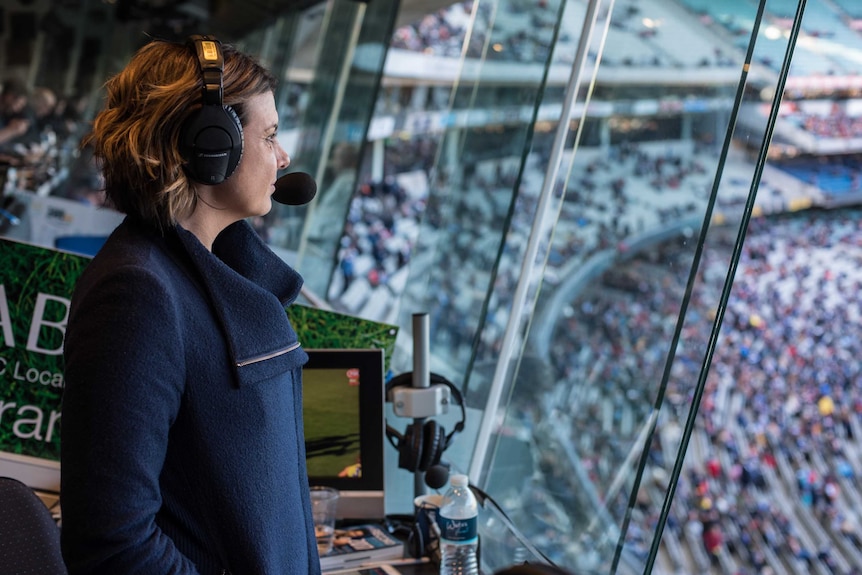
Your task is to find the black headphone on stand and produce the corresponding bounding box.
[180,35,244,184]
[385,372,466,473]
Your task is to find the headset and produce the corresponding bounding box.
[179,34,244,184]
[385,372,466,473]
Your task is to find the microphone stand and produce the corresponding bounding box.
[388,312,451,500]
[412,312,431,499]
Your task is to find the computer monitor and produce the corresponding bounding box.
[302,348,386,521]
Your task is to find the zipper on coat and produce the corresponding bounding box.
[235,341,301,368]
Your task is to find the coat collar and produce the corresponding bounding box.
[173,220,305,373]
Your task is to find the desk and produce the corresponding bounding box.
[324,562,435,575]
[396,561,436,575]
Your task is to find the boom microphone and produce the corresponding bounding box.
[272,172,317,206]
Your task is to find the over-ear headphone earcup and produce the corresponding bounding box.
[419,420,445,472]
[180,104,243,184]
[398,422,423,472]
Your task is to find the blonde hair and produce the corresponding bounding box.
[85,38,276,230]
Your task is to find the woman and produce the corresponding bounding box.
[60,36,320,574]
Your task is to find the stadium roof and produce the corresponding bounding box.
[120,0,452,37]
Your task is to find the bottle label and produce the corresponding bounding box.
[438,514,478,544]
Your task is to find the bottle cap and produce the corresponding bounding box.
[450,474,469,487]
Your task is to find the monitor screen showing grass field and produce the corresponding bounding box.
[304,367,362,477]
[302,348,386,519]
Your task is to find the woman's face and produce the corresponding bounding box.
[204,91,290,220]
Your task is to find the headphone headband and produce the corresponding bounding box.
[188,35,225,106]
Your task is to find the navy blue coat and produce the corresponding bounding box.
[61,217,320,575]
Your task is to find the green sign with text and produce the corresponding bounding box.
[0,238,88,461]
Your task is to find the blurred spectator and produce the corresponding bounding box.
[0,77,33,148]
[30,87,61,139]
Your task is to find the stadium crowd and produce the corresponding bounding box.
[536,207,862,573]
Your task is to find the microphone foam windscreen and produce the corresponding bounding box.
[424,464,450,490]
[273,172,317,206]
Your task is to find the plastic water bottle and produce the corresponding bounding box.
[438,474,479,575]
